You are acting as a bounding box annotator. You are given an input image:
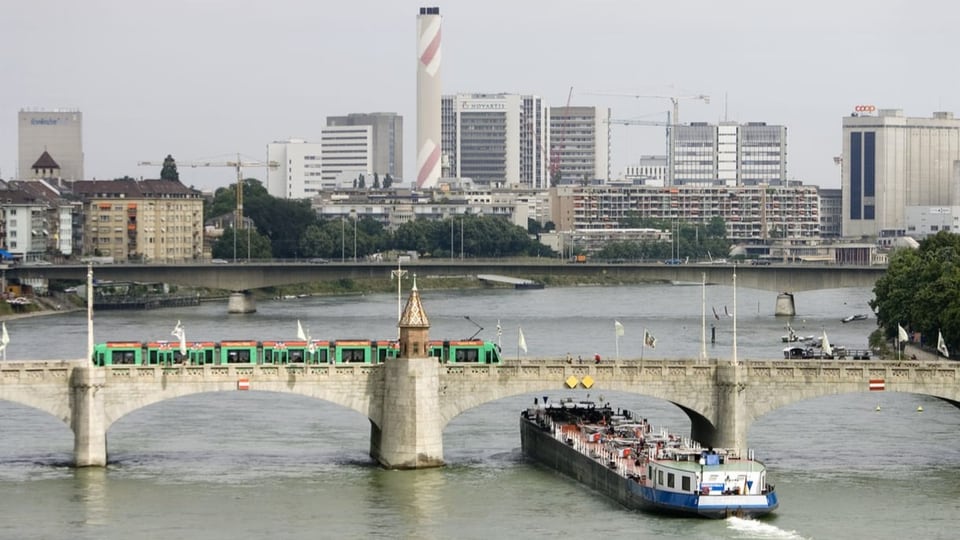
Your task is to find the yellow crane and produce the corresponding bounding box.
[138,154,278,231]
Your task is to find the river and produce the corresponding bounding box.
[0,283,958,540]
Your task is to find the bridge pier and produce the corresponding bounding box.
[70,368,107,467]
[691,363,748,452]
[370,357,444,469]
[775,292,796,316]
[227,291,256,313]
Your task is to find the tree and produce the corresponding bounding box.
[160,154,179,181]
[373,173,380,190]
[211,226,272,260]
[383,174,394,189]
[870,231,960,353]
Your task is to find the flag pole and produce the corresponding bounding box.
[640,327,646,362]
[614,321,620,362]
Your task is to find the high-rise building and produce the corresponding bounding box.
[18,109,83,180]
[416,7,442,189]
[321,126,373,188]
[670,121,787,187]
[441,93,549,188]
[548,106,610,184]
[842,109,960,239]
[266,139,324,199]
[326,113,403,179]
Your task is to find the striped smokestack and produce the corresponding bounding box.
[416,7,442,188]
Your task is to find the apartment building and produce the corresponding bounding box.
[72,179,204,262]
[548,106,610,184]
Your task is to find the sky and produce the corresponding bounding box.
[2,0,957,192]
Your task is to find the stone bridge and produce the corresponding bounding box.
[2,358,958,468]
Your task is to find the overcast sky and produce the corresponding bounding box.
[2,0,956,192]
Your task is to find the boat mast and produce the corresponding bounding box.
[700,272,707,362]
[732,266,738,366]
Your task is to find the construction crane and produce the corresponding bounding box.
[585,91,710,126]
[549,86,575,184]
[138,154,278,232]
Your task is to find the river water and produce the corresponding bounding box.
[1,283,958,540]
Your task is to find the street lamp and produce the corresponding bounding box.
[352,210,358,262]
[391,261,408,338]
[341,218,345,262]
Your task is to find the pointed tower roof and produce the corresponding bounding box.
[31,150,60,171]
[398,275,429,328]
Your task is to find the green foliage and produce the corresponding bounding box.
[392,215,555,258]
[870,231,960,353]
[160,154,179,181]
[211,227,272,260]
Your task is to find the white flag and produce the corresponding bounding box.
[938,330,950,358]
[821,330,833,357]
[897,324,909,343]
[614,320,625,337]
[643,329,656,349]
[518,327,527,353]
[171,320,187,356]
[497,319,502,338]
[0,322,9,352]
[297,320,307,341]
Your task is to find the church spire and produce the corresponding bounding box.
[398,274,430,358]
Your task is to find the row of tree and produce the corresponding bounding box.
[207,179,553,260]
[870,231,960,355]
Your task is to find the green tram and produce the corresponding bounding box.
[91,338,476,366]
[428,339,502,364]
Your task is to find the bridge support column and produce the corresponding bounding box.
[227,291,256,314]
[775,292,796,316]
[694,363,748,452]
[370,357,444,469]
[70,368,107,467]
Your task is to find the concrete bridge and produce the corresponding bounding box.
[3,357,958,468]
[9,261,885,313]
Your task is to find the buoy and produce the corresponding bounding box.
[917,406,924,413]
[875,403,881,412]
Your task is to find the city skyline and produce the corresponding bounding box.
[2,0,956,192]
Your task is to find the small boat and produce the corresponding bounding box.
[780,325,814,343]
[842,314,868,323]
[521,400,778,519]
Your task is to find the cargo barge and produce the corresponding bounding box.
[520,399,778,519]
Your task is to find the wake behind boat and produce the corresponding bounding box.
[520,399,778,519]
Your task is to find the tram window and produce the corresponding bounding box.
[342,348,366,363]
[464,349,478,362]
[455,350,464,362]
[148,351,158,364]
[114,351,136,364]
[290,351,303,363]
[238,350,250,362]
[317,349,328,363]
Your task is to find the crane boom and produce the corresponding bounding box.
[138,155,277,231]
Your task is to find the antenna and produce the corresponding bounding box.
[463,316,484,340]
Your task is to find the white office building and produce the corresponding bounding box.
[671,121,787,187]
[842,109,960,239]
[441,93,549,188]
[321,126,373,188]
[18,109,83,180]
[549,106,610,184]
[266,139,324,199]
[326,113,403,179]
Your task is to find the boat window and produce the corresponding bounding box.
[682,476,691,491]
[667,473,675,488]
[658,470,664,485]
